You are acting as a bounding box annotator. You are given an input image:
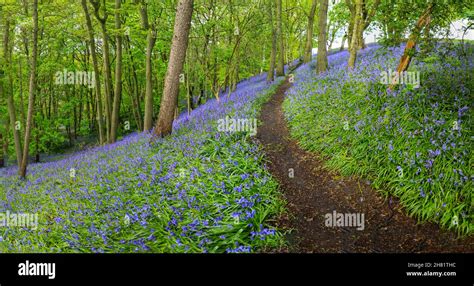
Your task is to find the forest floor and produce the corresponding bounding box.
[256,75,474,253]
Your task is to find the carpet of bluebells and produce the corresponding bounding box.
[284,43,473,235]
[0,73,286,253]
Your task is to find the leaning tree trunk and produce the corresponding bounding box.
[303,0,318,63]
[275,0,285,76]
[19,0,38,178]
[153,0,194,138]
[392,3,434,80]
[316,0,329,73]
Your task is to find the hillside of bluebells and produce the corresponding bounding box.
[0,74,286,253]
[284,43,473,235]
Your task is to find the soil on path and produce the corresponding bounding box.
[256,76,474,253]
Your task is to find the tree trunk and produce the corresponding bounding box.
[275,0,285,76]
[90,0,113,142]
[340,33,346,51]
[3,19,23,166]
[153,0,194,138]
[143,29,157,131]
[304,0,318,63]
[101,24,113,143]
[346,0,355,51]
[110,0,123,143]
[82,0,105,144]
[19,0,39,178]
[316,0,329,73]
[266,6,276,84]
[348,0,362,69]
[18,58,26,125]
[358,0,380,49]
[34,126,40,163]
[393,3,434,77]
[2,116,9,168]
[141,0,157,131]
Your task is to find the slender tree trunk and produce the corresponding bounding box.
[2,115,9,167]
[328,24,337,51]
[275,0,285,76]
[82,0,105,144]
[19,0,39,178]
[153,0,194,137]
[357,13,366,49]
[124,37,142,131]
[140,0,157,131]
[34,124,40,163]
[110,0,123,143]
[304,0,318,63]
[90,0,113,142]
[348,0,362,69]
[18,58,26,125]
[340,33,347,51]
[232,53,240,91]
[393,3,434,76]
[3,19,23,166]
[346,5,354,51]
[358,0,380,49]
[186,58,192,115]
[316,0,329,73]
[266,7,276,84]
[101,24,113,142]
[124,35,143,131]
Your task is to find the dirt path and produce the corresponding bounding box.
[256,76,474,253]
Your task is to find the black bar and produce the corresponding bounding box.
[0,253,472,285]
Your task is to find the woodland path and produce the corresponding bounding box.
[256,74,474,253]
